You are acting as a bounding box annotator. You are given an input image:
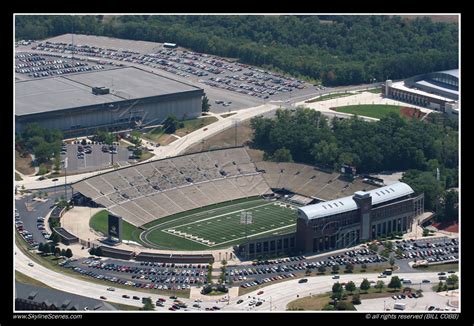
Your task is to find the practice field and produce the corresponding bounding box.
[139,197,298,251]
[332,104,402,119]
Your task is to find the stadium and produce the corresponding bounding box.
[384,69,459,116]
[70,147,425,260]
[15,66,204,135]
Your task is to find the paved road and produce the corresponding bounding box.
[225,272,455,311]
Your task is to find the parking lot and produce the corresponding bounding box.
[15,188,73,248]
[229,248,389,289]
[62,257,210,292]
[61,143,132,174]
[392,237,458,264]
[17,38,325,112]
[15,52,116,80]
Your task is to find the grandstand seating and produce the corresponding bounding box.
[73,147,377,227]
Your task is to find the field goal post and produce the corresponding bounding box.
[240,211,253,244]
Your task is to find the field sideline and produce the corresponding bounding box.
[140,197,299,251]
[89,197,299,251]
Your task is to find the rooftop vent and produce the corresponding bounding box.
[92,86,110,95]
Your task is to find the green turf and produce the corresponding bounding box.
[89,210,141,241]
[306,92,355,103]
[141,198,298,251]
[334,104,402,119]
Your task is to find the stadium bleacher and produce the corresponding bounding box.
[73,147,376,227]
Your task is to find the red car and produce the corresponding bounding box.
[257,291,264,295]
[158,298,166,302]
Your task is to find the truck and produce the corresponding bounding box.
[394,303,406,310]
[383,269,393,276]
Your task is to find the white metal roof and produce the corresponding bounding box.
[298,182,414,221]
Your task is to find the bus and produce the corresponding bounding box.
[394,303,406,310]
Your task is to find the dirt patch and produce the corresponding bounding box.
[221,113,237,118]
[158,134,178,146]
[432,221,458,233]
[400,107,426,120]
[246,148,265,162]
[15,151,35,175]
[185,120,254,154]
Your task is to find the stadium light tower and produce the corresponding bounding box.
[240,211,253,245]
[62,157,68,201]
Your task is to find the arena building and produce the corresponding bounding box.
[294,182,424,254]
[384,69,459,117]
[15,66,204,135]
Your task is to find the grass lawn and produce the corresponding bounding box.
[363,88,383,94]
[15,172,23,181]
[174,117,218,137]
[287,286,400,311]
[412,263,458,273]
[109,302,141,311]
[15,150,35,175]
[221,113,237,118]
[89,210,142,242]
[137,151,154,162]
[333,104,402,119]
[141,197,297,250]
[306,92,355,103]
[15,270,51,288]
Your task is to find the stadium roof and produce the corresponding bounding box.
[298,182,414,221]
[390,81,456,102]
[438,69,459,79]
[15,67,201,116]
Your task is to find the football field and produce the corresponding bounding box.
[139,197,298,250]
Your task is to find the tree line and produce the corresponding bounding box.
[250,108,458,214]
[15,15,458,86]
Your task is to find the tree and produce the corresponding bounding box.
[389,257,395,269]
[360,278,371,293]
[54,247,61,258]
[89,247,96,256]
[383,241,393,251]
[163,115,180,134]
[140,297,155,311]
[50,232,61,244]
[369,243,379,253]
[436,281,444,292]
[95,247,103,256]
[345,281,356,294]
[388,276,402,291]
[332,282,343,294]
[345,262,354,273]
[361,263,368,271]
[375,280,385,293]
[270,147,294,162]
[60,249,66,257]
[202,95,211,112]
[352,293,361,305]
[38,242,45,253]
[332,265,340,274]
[318,266,327,274]
[65,248,73,258]
[423,229,430,237]
[447,274,458,288]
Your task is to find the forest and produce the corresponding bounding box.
[250,108,458,214]
[15,15,458,86]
